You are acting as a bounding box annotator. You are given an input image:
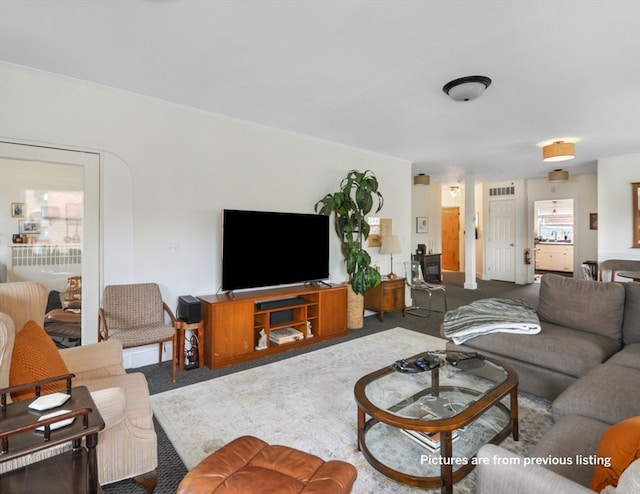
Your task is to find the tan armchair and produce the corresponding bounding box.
[0,281,158,493]
[99,283,176,366]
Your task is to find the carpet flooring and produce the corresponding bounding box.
[103,272,543,493]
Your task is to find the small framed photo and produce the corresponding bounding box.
[416,216,429,233]
[589,213,598,230]
[19,220,41,234]
[11,202,25,218]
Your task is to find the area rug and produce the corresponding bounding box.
[151,328,552,493]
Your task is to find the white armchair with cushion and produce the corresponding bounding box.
[0,281,158,493]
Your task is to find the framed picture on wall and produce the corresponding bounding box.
[416,217,428,233]
[19,220,41,234]
[11,202,24,218]
[589,213,598,230]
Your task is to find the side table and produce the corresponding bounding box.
[173,320,205,382]
[364,277,406,322]
[0,384,105,494]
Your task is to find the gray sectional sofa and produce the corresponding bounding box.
[445,274,640,492]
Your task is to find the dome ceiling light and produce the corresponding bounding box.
[442,75,492,102]
[414,173,430,185]
[548,169,569,182]
[543,141,575,162]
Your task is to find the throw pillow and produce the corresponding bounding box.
[9,320,69,401]
[590,416,640,492]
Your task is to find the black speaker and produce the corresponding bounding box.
[177,295,202,323]
[270,309,294,325]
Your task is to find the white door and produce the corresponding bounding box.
[488,199,516,282]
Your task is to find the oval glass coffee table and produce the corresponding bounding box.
[354,351,519,494]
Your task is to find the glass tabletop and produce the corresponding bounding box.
[362,351,509,421]
[355,351,517,485]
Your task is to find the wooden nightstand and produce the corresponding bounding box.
[364,277,406,322]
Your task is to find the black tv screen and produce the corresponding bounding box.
[222,209,330,291]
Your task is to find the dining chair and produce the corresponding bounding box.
[404,260,447,318]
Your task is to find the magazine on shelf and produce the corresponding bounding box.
[269,327,303,344]
[401,429,459,451]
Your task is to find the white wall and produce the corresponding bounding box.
[0,63,411,366]
[598,155,640,262]
[411,181,442,257]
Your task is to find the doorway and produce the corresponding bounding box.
[442,207,460,271]
[0,141,100,344]
[533,199,574,275]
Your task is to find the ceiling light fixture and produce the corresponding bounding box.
[450,186,460,197]
[543,141,575,162]
[442,75,492,102]
[414,173,430,186]
[548,169,569,182]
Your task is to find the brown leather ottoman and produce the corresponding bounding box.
[177,435,357,494]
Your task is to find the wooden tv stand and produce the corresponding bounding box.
[198,283,347,369]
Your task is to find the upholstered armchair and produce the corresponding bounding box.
[0,281,158,493]
[99,282,176,366]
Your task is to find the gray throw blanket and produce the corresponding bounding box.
[443,298,541,345]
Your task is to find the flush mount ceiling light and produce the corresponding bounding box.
[414,173,430,186]
[548,169,569,182]
[543,141,575,162]
[442,75,492,102]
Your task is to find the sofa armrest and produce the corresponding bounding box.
[60,339,126,380]
[476,445,594,494]
[89,387,127,430]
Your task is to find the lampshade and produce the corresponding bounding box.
[380,234,402,254]
[543,141,575,162]
[548,169,569,182]
[442,75,492,102]
[414,173,430,186]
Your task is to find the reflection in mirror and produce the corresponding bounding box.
[633,183,640,248]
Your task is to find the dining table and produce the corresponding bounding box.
[617,271,640,282]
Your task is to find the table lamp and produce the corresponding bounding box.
[380,235,402,279]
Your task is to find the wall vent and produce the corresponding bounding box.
[489,186,515,196]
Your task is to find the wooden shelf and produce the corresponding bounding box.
[199,283,347,369]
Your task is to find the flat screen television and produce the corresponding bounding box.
[222,209,330,291]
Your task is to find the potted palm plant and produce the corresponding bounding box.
[315,169,384,329]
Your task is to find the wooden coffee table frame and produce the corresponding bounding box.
[354,352,519,494]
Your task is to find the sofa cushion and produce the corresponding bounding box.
[622,282,640,344]
[590,416,640,492]
[538,274,625,341]
[602,459,640,494]
[10,321,69,401]
[459,322,620,379]
[530,415,609,487]
[607,343,640,370]
[553,364,640,425]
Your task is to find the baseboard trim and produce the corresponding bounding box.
[122,341,174,369]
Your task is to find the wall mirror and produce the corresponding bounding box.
[633,182,640,248]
